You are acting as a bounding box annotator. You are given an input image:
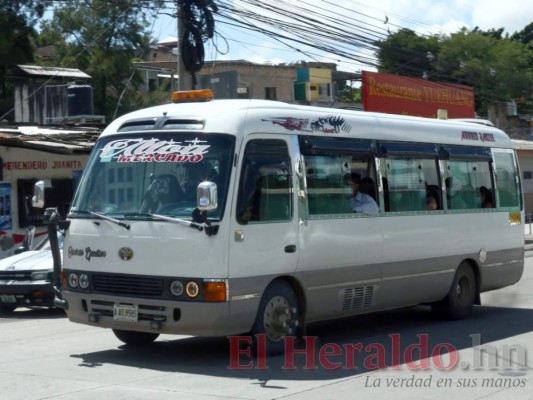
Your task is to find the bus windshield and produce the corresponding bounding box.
[70,133,235,221]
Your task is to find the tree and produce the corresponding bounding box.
[0,1,50,120]
[472,26,506,40]
[40,0,165,121]
[375,28,443,80]
[435,28,533,113]
[511,22,533,48]
[337,80,361,103]
[510,22,533,114]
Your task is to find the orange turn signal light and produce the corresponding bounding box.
[203,281,227,302]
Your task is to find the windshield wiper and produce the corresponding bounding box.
[89,211,131,230]
[150,213,203,231]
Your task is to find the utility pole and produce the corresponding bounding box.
[177,0,192,91]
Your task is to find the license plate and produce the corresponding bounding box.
[113,303,138,322]
[0,295,16,303]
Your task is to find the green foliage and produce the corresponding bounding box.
[376,28,443,80]
[0,1,50,120]
[40,0,164,121]
[511,22,533,48]
[376,25,533,116]
[337,81,362,103]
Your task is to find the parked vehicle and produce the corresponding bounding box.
[0,231,63,313]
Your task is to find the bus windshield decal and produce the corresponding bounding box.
[99,138,211,163]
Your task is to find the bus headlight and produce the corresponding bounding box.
[170,280,184,296]
[185,281,199,298]
[79,274,89,289]
[68,273,79,288]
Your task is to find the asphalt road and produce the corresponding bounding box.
[1,252,532,400]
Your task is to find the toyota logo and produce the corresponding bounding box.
[118,247,133,261]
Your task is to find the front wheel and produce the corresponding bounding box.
[433,262,476,320]
[112,329,159,346]
[251,280,300,356]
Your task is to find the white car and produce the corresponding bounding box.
[0,233,63,313]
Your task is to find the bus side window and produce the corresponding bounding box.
[493,151,521,209]
[258,166,291,221]
[381,157,441,212]
[444,159,495,210]
[381,158,425,212]
[236,139,292,224]
[304,154,352,215]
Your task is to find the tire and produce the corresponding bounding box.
[0,304,17,314]
[433,262,476,320]
[251,280,300,356]
[112,329,159,346]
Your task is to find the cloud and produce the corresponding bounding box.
[352,0,530,35]
[470,0,531,34]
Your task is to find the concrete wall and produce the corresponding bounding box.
[197,62,298,102]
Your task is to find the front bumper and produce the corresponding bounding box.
[62,290,257,337]
[0,281,55,308]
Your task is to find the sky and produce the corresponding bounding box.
[149,0,532,74]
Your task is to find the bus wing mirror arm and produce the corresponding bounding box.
[43,207,68,309]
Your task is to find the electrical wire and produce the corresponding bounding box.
[179,0,217,86]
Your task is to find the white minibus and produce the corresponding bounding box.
[41,90,523,353]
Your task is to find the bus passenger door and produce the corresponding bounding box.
[229,136,300,300]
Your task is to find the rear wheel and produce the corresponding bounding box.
[251,280,300,356]
[433,262,476,320]
[112,329,159,346]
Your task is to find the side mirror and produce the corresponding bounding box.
[197,181,217,212]
[32,181,46,208]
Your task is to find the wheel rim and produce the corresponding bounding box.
[456,275,471,305]
[262,295,296,342]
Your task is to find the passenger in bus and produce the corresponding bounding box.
[426,195,438,210]
[480,186,494,208]
[347,173,379,214]
[360,176,377,200]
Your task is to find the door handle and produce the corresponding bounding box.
[284,245,297,253]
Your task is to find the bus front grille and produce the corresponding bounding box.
[92,273,164,297]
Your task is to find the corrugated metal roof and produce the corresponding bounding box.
[16,65,91,79]
[0,125,100,154]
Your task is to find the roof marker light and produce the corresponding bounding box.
[171,89,214,103]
